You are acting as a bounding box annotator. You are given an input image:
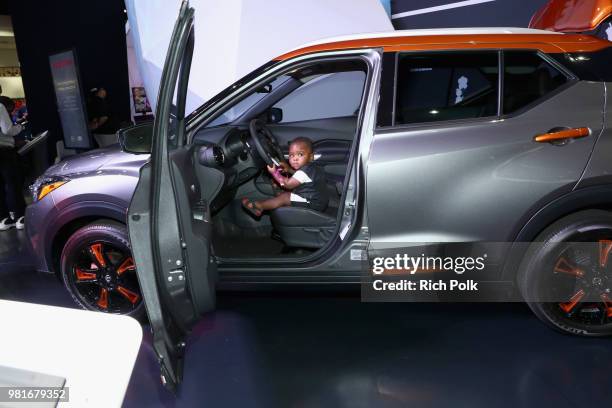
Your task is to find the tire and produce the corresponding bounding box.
[60,221,145,320]
[518,210,612,337]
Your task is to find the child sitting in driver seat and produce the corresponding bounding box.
[242,137,328,217]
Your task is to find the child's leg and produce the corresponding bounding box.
[256,191,291,211]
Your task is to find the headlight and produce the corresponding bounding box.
[30,176,70,201]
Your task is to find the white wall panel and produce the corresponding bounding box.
[125,0,392,114]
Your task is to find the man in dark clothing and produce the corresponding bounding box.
[87,87,115,134]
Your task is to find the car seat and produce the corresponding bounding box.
[270,181,341,249]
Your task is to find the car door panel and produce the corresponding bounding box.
[367,81,605,247]
[127,1,215,391]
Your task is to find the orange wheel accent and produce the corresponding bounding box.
[90,243,106,267]
[559,289,585,313]
[75,268,97,281]
[600,294,612,318]
[116,257,135,276]
[599,240,612,267]
[553,257,585,278]
[117,286,140,304]
[97,288,109,309]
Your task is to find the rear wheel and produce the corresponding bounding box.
[60,221,144,320]
[519,210,612,336]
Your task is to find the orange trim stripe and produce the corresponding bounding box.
[117,286,140,304]
[559,289,585,313]
[275,34,610,61]
[116,257,135,276]
[90,243,106,267]
[97,288,109,310]
[599,240,612,267]
[553,257,585,278]
[600,294,612,318]
[75,268,97,281]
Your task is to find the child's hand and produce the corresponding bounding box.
[279,161,291,173]
[268,165,285,187]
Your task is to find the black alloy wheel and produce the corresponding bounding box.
[519,210,612,336]
[60,221,144,319]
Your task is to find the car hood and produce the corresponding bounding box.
[44,144,149,177]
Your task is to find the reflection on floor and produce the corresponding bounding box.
[2,229,612,407]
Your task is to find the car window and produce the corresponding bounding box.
[273,71,366,123]
[395,52,499,125]
[207,75,290,127]
[503,51,569,114]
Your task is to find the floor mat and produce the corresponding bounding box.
[213,235,285,258]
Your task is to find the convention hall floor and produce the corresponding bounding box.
[2,229,611,407]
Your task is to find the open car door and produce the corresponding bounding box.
[127,1,216,392]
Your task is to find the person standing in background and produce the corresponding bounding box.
[0,96,25,230]
[87,87,115,134]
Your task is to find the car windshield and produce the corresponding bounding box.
[206,75,291,127]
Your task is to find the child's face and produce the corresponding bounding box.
[288,141,313,170]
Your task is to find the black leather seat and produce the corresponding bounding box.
[270,205,337,248]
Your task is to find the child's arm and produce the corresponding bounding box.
[279,160,295,175]
[268,165,301,190]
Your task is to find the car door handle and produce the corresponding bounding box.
[534,127,591,144]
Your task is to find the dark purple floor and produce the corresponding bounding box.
[2,229,612,407]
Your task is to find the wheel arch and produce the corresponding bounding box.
[502,185,612,282]
[47,203,128,279]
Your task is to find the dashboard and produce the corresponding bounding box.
[192,126,263,212]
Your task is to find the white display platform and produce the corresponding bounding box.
[0,300,143,407]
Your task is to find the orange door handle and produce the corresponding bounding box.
[534,127,590,143]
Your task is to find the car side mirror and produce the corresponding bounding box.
[267,108,283,124]
[118,122,153,154]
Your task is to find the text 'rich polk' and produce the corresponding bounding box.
[372,279,479,292]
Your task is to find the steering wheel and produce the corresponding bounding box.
[248,119,285,167]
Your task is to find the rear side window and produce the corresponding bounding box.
[395,52,499,125]
[503,52,569,114]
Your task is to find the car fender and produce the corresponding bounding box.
[40,199,129,275]
[501,184,612,281]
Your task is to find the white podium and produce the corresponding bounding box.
[0,300,142,407]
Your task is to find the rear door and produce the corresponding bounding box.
[367,49,604,246]
[127,1,216,391]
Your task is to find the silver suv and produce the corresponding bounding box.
[26,2,612,390]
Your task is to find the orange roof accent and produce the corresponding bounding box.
[275,33,610,61]
[529,0,612,32]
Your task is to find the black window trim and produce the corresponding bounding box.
[392,51,398,126]
[378,47,579,132]
[498,49,578,121]
[497,50,504,117]
[386,48,502,130]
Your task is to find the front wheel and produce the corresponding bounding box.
[60,221,145,320]
[519,210,612,337]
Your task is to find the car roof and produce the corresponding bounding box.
[275,27,611,60]
[529,0,612,32]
